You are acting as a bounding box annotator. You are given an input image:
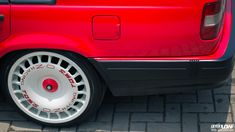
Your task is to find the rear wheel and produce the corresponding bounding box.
[2,50,105,126]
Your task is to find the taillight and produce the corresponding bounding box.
[201,0,226,40]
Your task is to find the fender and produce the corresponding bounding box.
[0,33,98,58]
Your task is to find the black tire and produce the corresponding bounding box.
[1,50,105,126]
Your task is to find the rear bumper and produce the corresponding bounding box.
[89,57,234,96]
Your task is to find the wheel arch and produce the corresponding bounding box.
[0,32,110,94]
[0,48,110,95]
[0,33,98,58]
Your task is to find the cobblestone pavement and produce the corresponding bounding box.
[0,68,235,132]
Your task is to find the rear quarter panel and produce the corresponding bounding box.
[0,0,232,60]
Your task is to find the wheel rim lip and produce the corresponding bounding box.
[8,51,91,124]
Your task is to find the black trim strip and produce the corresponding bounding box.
[0,15,4,21]
[10,0,55,4]
[0,0,9,4]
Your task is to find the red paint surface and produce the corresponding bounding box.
[42,79,59,93]
[0,0,232,60]
[93,16,121,40]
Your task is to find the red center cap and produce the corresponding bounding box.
[42,79,58,92]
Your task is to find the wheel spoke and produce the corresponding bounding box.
[14,72,22,77]
[71,106,78,110]
[66,64,72,71]
[13,81,21,86]
[19,64,26,71]
[57,59,62,65]
[76,81,85,86]
[48,56,52,63]
[26,105,32,110]
[47,112,51,119]
[72,72,80,78]
[76,99,85,104]
[37,56,41,63]
[14,90,22,94]
[56,112,61,119]
[77,91,87,95]
[65,111,71,116]
[19,98,27,103]
[36,110,41,116]
[27,58,33,66]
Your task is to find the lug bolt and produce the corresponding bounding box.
[46,85,52,91]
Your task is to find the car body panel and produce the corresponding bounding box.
[0,0,231,60]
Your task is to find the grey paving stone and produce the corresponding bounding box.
[131,113,163,122]
[10,121,42,132]
[230,104,235,121]
[197,90,213,103]
[200,113,233,123]
[232,71,235,86]
[147,123,181,132]
[183,104,214,112]
[60,126,77,132]
[43,127,59,132]
[182,113,198,132]
[215,95,231,112]
[0,112,26,121]
[200,123,214,132]
[148,104,164,113]
[232,77,235,86]
[130,123,146,132]
[229,85,235,94]
[0,121,10,132]
[112,113,129,131]
[97,104,114,122]
[230,95,235,104]
[148,96,164,112]
[165,104,180,122]
[132,96,148,103]
[231,85,235,94]
[78,122,111,132]
[166,94,196,103]
[116,103,147,112]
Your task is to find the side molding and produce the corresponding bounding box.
[10,0,56,4]
[0,0,8,4]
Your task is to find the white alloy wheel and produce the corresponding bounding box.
[7,51,91,124]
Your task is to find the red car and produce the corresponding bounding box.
[0,0,234,126]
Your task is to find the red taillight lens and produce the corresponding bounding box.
[201,0,226,40]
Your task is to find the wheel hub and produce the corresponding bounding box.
[42,78,58,93]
